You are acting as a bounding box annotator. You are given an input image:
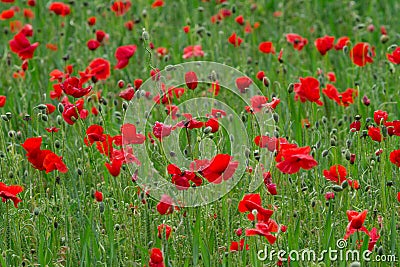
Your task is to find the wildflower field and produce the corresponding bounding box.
[0,0,399,266]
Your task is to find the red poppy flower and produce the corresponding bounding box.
[235,76,252,93]
[235,15,245,25]
[322,84,357,107]
[149,248,165,267]
[167,164,202,190]
[86,58,111,81]
[156,194,174,215]
[246,95,268,113]
[350,42,375,67]
[228,32,243,47]
[185,71,198,90]
[275,146,318,174]
[114,45,137,69]
[367,228,380,252]
[94,190,103,202]
[368,126,382,142]
[373,110,388,125]
[397,192,400,202]
[62,99,88,125]
[111,0,132,16]
[183,25,190,33]
[124,20,134,31]
[23,9,35,19]
[165,105,179,120]
[105,158,123,177]
[254,136,288,152]
[294,77,323,106]
[134,79,143,89]
[334,36,350,50]
[192,154,238,184]
[157,224,172,240]
[84,125,105,146]
[0,9,14,20]
[60,77,92,98]
[49,2,71,16]
[387,47,400,64]
[344,210,369,240]
[151,0,164,8]
[0,96,6,107]
[385,120,400,136]
[314,35,334,55]
[121,123,145,145]
[208,81,220,96]
[259,41,275,54]
[87,16,96,26]
[153,122,173,140]
[230,239,249,251]
[95,30,107,43]
[286,33,308,51]
[327,72,336,82]
[87,39,100,51]
[182,45,204,59]
[390,149,400,167]
[350,121,361,132]
[0,182,23,208]
[246,220,279,245]
[45,127,59,133]
[205,118,219,133]
[22,137,68,173]
[323,164,347,184]
[96,134,113,158]
[119,86,135,101]
[238,193,274,222]
[9,32,39,60]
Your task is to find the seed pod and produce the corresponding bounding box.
[332,185,343,192]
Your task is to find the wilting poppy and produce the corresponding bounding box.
[350,42,375,67]
[294,77,323,106]
[344,210,369,240]
[9,32,39,60]
[114,45,137,69]
[0,182,23,208]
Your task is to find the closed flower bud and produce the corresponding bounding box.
[58,103,64,113]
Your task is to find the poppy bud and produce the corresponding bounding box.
[142,28,149,40]
[349,262,361,267]
[203,126,212,134]
[287,83,294,93]
[56,115,62,125]
[322,149,329,157]
[114,224,120,231]
[8,171,14,179]
[386,181,393,187]
[380,34,389,44]
[332,185,343,192]
[1,115,9,122]
[77,168,83,176]
[273,113,279,123]
[8,130,16,138]
[41,114,48,121]
[34,207,40,216]
[122,102,128,110]
[330,138,336,146]
[54,140,60,149]
[341,180,348,189]
[5,112,12,119]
